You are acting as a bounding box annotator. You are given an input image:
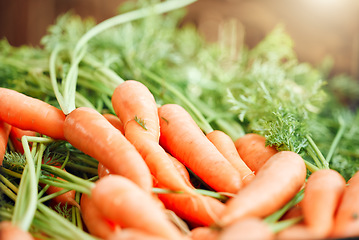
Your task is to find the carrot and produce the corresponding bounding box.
[0,88,66,140]
[0,221,34,240]
[80,193,119,239]
[0,120,11,165]
[103,113,124,134]
[217,151,306,227]
[158,104,242,194]
[9,126,37,154]
[167,153,192,187]
[217,217,274,240]
[111,80,159,141]
[111,80,195,193]
[157,192,226,227]
[63,107,153,193]
[234,133,278,173]
[330,170,359,238]
[97,162,111,179]
[91,174,184,240]
[190,227,220,240]
[106,228,168,240]
[206,130,255,186]
[301,169,346,238]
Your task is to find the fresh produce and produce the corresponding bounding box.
[301,169,346,238]
[217,151,307,227]
[1,0,359,239]
[112,80,194,194]
[63,106,153,193]
[159,103,243,193]
[0,87,66,140]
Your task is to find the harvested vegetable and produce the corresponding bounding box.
[0,0,359,239]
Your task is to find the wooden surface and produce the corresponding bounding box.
[0,0,358,77]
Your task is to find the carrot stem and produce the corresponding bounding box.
[269,216,304,233]
[306,134,329,169]
[11,136,38,231]
[38,188,73,203]
[0,174,18,194]
[74,191,83,229]
[152,187,228,201]
[41,164,94,189]
[326,115,346,164]
[0,181,17,201]
[304,159,320,173]
[39,177,91,195]
[306,146,324,169]
[0,168,22,178]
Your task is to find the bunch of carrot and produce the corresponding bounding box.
[1,81,359,240]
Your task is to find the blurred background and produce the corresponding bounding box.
[1,0,358,78]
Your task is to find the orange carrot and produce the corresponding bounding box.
[330,170,359,238]
[217,151,306,227]
[157,192,226,227]
[106,228,168,240]
[0,221,34,240]
[112,80,195,193]
[80,193,119,239]
[190,227,220,240]
[63,107,152,193]
[218,217,274,240]
[301,169,346,238]
[167,153,192,187]
[0,88,66,140]
[207,130,255,186]
[234,133,278,173]
[0,121,11,165]
[158,104,242,194]
[9,126,37,154]
[97,162,111,179]
[103,113,125,134]
[111,80,159,141]
[91,174,184,240]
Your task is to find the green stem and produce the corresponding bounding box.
[304,159,320,173]
[152,187,228,201]
[11,136,38,231]
[0,168,22,178]
[0,174,18,194]
[38,188,73,203]
[306,146,323,169]
[41,164,95,190]
[39,178,91,195]
[269,216,303,233]
[74,191,83,229]
[326,115,346,164]
[49,44,66,112]
[306,134,329,169]
[0,181,17,201]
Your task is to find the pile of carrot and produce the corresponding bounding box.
[1,81,359,240]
